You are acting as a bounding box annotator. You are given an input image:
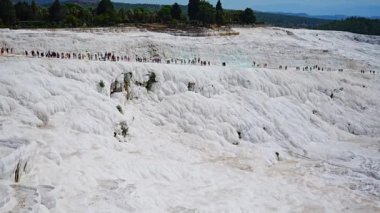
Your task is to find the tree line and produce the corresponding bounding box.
[0,0,256,28]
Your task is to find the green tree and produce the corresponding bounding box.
[158,5,172,23]
[215,0,224,26]
[0,0,16,25]
[133,8,144,22]
[130,8,143,23]
[96,0,114,15]
[198,1,215,26]
[49,0,64,23]
[80,7,93,26]
[241,8,256,24]
[171,3,182,20]
[31,0,38,19]
[14,2,33,21]
[125,9,134,22]
[188,0,200,21]
[40,7,49,21]
[127,7,154,23]
[95,0,116,26]
[118,8,126,23]
[64,3,92,27]
[64,14,80,27]
[224,10,243,24]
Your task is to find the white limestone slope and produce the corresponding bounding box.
[0,28,379,212]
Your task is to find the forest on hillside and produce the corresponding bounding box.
[318,17,380,36]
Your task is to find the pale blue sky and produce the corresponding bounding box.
[113,0,380,17]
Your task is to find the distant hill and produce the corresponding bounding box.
[312,15,348,20]
[276,12,347,20]
[254,12,330,28]
[274,12,380,21]
[318,17,380,36]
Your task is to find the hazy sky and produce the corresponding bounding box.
[114,0,380,16]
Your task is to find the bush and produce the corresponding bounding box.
[14,161,21,182]
[121,124,128,137]
[145,72,157,91]
[116,105,123,114]
[99,80,105,88]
